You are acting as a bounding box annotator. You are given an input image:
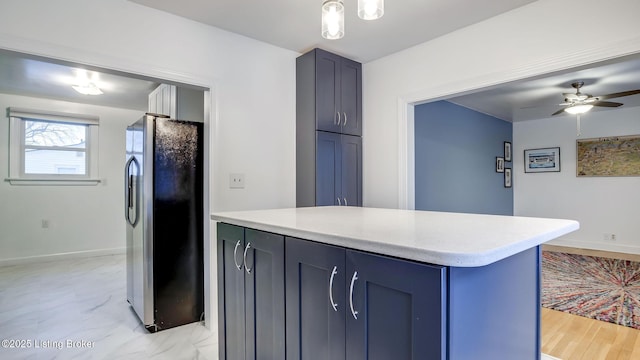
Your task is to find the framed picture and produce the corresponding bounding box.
[504,141,512,162]
[504,168,512,188]
[577,135,640,177]
[496,157,505,173]
[524,147,560,173]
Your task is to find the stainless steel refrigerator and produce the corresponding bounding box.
[125,114,204,332]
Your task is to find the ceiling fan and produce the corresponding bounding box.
[551,81,640,116]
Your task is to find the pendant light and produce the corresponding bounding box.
[358,0,384,20]
[322,0,344,40]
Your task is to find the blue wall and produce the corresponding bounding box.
[415,101,513,215]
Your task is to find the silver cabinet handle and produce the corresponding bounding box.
[349,271,359,320]
[233,240,243,270]
[336,112,341,126]
[329,266,338,312]
[343,112,347,126]
[337,197,341,206]
[243,243,253,274]
[344,197,348,206]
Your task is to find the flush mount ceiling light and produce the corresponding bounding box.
[322,0,384,40]
[564,104,593,114]
[72,82,103,95]
[71,69,103,95]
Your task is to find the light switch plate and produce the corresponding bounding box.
[229,173,245,189]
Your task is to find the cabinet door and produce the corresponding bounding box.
[244,229,286,360]
[315,50,341,133]
[316,131,342,206]
[286,237,346,360]
[345,250,447,360]
[217,223,246,360]
[340,58,362,136]
[341,134,362,207]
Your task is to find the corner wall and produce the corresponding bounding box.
[0,93,143,262]
[415,101,513,215]
[513,106,640,254]
[362,0,640,210]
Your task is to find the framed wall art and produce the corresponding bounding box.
[496,157,505,173]
[504,141,512,162]
[576,135,640,177]
[504,168,512,188]
[524,147,560,173]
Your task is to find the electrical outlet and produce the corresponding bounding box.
[41,219,49,229]
[603,233,616,241]
[229,173,245,189]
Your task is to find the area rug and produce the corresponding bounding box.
[541,251,640,329]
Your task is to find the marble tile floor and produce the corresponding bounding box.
[0,254,218,360]
[1,253,560,360]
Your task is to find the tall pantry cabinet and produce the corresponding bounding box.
[297,48,363,207]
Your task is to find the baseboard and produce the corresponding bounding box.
[0,247,126,267]
[545,238,640,256]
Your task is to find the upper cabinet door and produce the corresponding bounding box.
[340,59,362,136]
[315,50,342,133]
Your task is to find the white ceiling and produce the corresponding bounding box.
[129,0,536,63]
[1,1,639,122]
[448,54,640,122]
[0,49,159,111]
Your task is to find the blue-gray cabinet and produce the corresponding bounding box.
[219,223,542,360]
[297,48,363,207]
[315,131,362,207]
[286,237,446,360]
[285,238,346,360]
[299,48,362,136]
[217,224,285,360]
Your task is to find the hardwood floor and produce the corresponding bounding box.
[542,308,640,360]
[541,245,640,360]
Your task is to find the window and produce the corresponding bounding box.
[7,107,100,185]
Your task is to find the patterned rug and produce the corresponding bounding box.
[541,251,640,330]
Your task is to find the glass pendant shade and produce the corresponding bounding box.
[322,0,344,40]
[564,104,593,114]
[358,0,384,20]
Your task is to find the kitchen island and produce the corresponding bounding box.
[212,206,579,360]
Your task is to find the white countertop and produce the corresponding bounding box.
[211,207,579,267]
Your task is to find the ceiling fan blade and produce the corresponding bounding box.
[592,101,623,107]
[597,89,640,100]
[551,108,566,116]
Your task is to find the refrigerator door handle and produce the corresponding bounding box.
[124,157,140,226]
[124,157,133,223]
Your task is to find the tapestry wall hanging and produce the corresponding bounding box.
[576,135,640,177]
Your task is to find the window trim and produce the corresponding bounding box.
[6,107,101,186]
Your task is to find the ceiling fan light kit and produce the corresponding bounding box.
[322,0,383,40]
[564,104,593,115]
[551,81,640,116]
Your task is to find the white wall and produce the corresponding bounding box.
[0,0,296,331]
[514,107,640,254]
[0,0,297,213]
[0,93,143,261]
[363,0,640,209]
